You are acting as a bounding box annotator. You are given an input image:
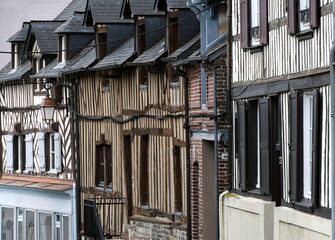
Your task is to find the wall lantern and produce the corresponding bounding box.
[40,95,56,123]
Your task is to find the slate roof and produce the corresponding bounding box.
[0,61,31,83]
[92,37,135,70]
[122,0,164,17]
[31,41,97,78]
[127,38,166,66]
[86,0,133,24]
[54,0,87,21]
[29,21,64,54]
[154,0,188,10]
[7,22,30,42]
[162,33,200,62]
[54,12,94,33]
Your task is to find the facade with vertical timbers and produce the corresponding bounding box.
[223,0,333,239]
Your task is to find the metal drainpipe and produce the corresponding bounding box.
[175,67,192,240]
[202,63,219,240]
[330,1,335,238]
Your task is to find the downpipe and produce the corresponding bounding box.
[202,63,219,240]
[331,1,335,239]
[219,190,230,240]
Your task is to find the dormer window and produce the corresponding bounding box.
[11,44,19,69]
[59,36,67,62]
[32,41,44,92]
[250,0,260,46]
[97,25,107,60]
[136,18,148,86]
[167,11,179,83]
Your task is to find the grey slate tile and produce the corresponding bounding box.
[54,0,88,21]
[92,37,135,70]
[54,12,94,33]
[0,60,31,83]
[7,22,30,42]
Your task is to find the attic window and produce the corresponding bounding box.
[97,25,107,60]
[59,36,67,62]
[11,44,19,69]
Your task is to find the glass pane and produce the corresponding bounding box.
[17,221,23,240]
[1,208,14,240]
[62,216,70,240]
[26,211,35,240]
[39,213,52,240]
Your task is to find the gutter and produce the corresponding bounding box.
[202,63,219,240]
[174,67,192,240]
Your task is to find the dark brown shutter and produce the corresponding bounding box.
[259,98,270,194]
[248,101,258,189]
[237,101,248,191]
[240,0,250,48]
[310,0,320,29]
[260,0,268,45]
[289,92,299,202]
[287,0,298,35]
[311,89,320,207]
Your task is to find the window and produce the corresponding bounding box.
[95,142,112,189]
[59,36,67,62]
[26,210,35,240]
[37,132,62,173]
[173,145,182,212]
[240,0,268,48]
[39,212,52,240]
[236,98,272,194]
[136,18,148,86]
[11,44,19,69]
[167,11,179,83]
[140,135,149,206]
[5,135,28,173]
[289,90,320,207]
[1,207,14,240]
[17,208,23,240]
[287,0,320,35]
[97,25,107,60]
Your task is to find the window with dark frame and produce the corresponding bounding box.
[167,11,179,83]
[136,18,148,86]
[14,135,26,173]
[140,135,149,206]
[240,0,268,48]
[289,90,320,208]
[173,145,182,212]
[97,25,107,61]
[95,143,112,190]
[287,0,319,35]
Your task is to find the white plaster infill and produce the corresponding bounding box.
[274,207,330,240]
[223,194,275,240]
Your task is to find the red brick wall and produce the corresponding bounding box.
[186,53,229,239]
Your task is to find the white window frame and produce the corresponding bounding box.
[38,211,53,240]
[299,0,310,31]
[25,209,36,240]
[250,0,260,46]
[303,92,313,200]
[48,133,62,174]
[60,36,67,63]
[13,44,19,69]
[17,208,24,240]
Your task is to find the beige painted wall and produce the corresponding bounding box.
[0,0,72,67]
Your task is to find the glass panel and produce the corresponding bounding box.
[62,216,70,240]
[26,211,35,240]
[250,0,260,27]
[1,208,14,240]
[17,208,23,240]
[39,213,52,240]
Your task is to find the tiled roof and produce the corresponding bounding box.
[31,41,97,78]
[162,33,200,62]
[128,38,166,65]
[86,0,133,24]
[54,12,94,33]
[54,0,87,21]
[7,22,30,42]
[154,0,188,10]
[92,37,135,70]
[30,21,64,54]
[122,0,164,17]
[0,60,31,83]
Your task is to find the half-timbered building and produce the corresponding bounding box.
[222,0,333,239]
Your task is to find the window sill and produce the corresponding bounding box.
[169,81,180,88]
[95,186,113,193]
[296,29,314,41]
[294,200,314,212]
[243,44,263,54]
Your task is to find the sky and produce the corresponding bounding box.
[0,0,73,67]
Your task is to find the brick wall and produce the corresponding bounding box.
[186,53,229,239]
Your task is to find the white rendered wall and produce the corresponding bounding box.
[0,0,72,67]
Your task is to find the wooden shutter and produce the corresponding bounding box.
[289,92,299,202]
[310,0,320,29]
[105,145,112,187]
[287,0,298,35]
[248,101,258,189]
[5,135,14,171]
[259,99,271,194]
[25,134,34,172]
[240,0,250,48]
[237,101,248,191]
[37,132,46,172]
[311,89,320,207]
[54,133,62,173]
[260,0,268,45]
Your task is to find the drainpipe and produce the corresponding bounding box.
[219,190,229,240]
[202,63,219,240]
[72,183,77,240]
[175,67,192,240]
[330,1,335,238]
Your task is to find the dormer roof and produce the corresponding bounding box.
[120,0,164,18]
[54,0,87,21]
[154,0,188,11]
[54,12,94,34]
[7,23,30,43]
